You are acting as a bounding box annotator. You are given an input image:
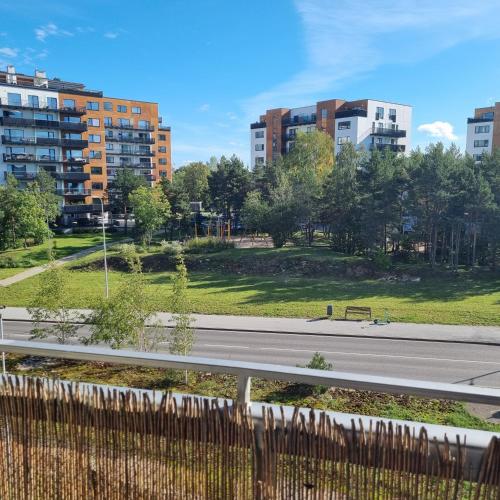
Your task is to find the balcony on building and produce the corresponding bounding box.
[0,116,87,132]
[0,98,85,114]
[335,108,368,119]
[370,143,406,153]
[3,170,37,181]
[370,126,406,138]
[3,153,89,164]
[282,114,317,126]
[57,188,91,198]
[106,150,155,157]
[105,123,155,132]
[62,203,104,214]
[250,121,266,129]
[467,117,494,124]
[52,172,90,182]
[106,135,155,145]
[1,135,88,148]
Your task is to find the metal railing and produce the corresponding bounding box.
[0,117,87,132]
[3,153,89,163]
[370,126,406,138]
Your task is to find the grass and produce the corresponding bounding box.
[8,356,500,432]
[0,233,125,279]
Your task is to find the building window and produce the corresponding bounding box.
[36,130,56,138]
[89,150,102,159]
[474,139,489,148]
[104,101,112,111]
[475,125,490,134]
[481,111,494,120]
[255,130,264,138]
[117,105,127,112]
[338,121,351,130]
[7,93,21,106]
[255,144,264,151]
[88,118,100,127]
[106,143,113,150]
[138,120,150,129]
[86,101,99,111]
[91,167,102,175]
[337,136,351,145]
[47,97,58,109]
[321,109,327,120]
[159,158,167,165]
[255,157,265,165]
[28,95,39,108]
[89,134,101,143]
[119,118,131,127]
[106,155,114,163]
[132,106,141,114]
[389,108,397,121]
[63,98,76,109]
[92,182,103,190]
[473,154,483,162]
[34,113,55,121]
[103,117,112,127]
[158,134,166,141]
[158,146,167,153]
[376,107,384,120]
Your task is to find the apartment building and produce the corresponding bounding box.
[466,102,500,161]
[0,65,172,223]
[250,98,412,166]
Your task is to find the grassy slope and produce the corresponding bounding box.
[1,245,500,325]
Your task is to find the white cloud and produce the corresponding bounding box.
[0,47,18,58]
[417,121,458,141]
[35,23,73,42]
[198,103,210,112]
[104,32,119,39]
[243,0,500,118]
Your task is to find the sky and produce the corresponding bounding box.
[1,0,500,169]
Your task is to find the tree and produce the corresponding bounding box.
[240,190,269,236]
[29,169,61,225]
[174,162,211,206]
[160,177,191,239]
[85,244,164,351]
[29,254,79,344]
[168,254,195,383]
[129,185,171,246]
[108,169,146,234]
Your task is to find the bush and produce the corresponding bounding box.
[306,352,333,371]
[0,256,38,268]
[372,250,391,271]
[160,240,182,256]
[183,237,234,254]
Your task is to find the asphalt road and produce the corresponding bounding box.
[4,320,500,389]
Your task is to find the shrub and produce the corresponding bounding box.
[306,352,333,371]
[372,250,391,271]
[160,240,182,256]
[0,257,38,268]
[183,237,234,254]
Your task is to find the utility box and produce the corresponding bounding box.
[327,304,333,317]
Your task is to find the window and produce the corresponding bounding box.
[88,134,101,143]
[132,106,141,114]
[88,118,100,127]
[389,108,397,121]
[63,98,75,109]
[91,167,103,175]
[321,109,327,120]
[63,133,81,140]
[104,101,113,111]
[255,130,264,138]
[255,157,265,165]
[86,101,99,111]
[138,120,150,129]
[89,150,102,159]
[158,134,166,141]
[255,144,264,151]
[117,105,127,113]
[474,139,489,148]
[338,121,351,130]
[104,117,112,126]
[481,112,494,120]
[36,148,56,160]
[158,146,167,153]
[34,113,54,121]
[66,149,83,159]
[475,125,490,134]
[106,143,114,150]
[376,107,384,120]
[28,95,39,108]
[36,130,55,139]
[106,155,114,163]
[337,137,351,145]
[7,93,21,106]
[47,97,58,109]
[159,158,167,165]
[473,154,483,162]
[62,116,80,123]
[5,129,24,138]
[119,118,131,127]
[92,182,103,190]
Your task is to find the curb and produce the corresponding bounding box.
[4,318,500,347]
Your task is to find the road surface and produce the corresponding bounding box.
[4,320,500,389]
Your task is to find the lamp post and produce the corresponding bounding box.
[0,305,5,374]
[98,198,109,299]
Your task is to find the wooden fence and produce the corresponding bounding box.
[0,376,498,499]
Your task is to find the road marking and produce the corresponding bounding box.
[202,344,250,350]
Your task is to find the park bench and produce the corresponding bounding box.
[345,306,372,320]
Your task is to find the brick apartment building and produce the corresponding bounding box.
[0,65,171,223]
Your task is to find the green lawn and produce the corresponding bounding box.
[1,245,500,325]
[0,233,125,280]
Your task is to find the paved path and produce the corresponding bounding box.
[3,307,500,345]
[0,240,127,287]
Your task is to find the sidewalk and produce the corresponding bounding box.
[0,239,129,288]
[3,307,500,346]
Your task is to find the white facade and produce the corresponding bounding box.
[335,100,412,156]
[466,120,494,161]
[250,125,266,167]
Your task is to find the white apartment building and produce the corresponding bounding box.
[466,103,499,161]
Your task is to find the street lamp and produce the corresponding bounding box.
[0,305,5,374]
[98,198,109,299]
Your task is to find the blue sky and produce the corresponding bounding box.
[1,0,500,168]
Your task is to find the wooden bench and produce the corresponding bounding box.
[345,306,372,320]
